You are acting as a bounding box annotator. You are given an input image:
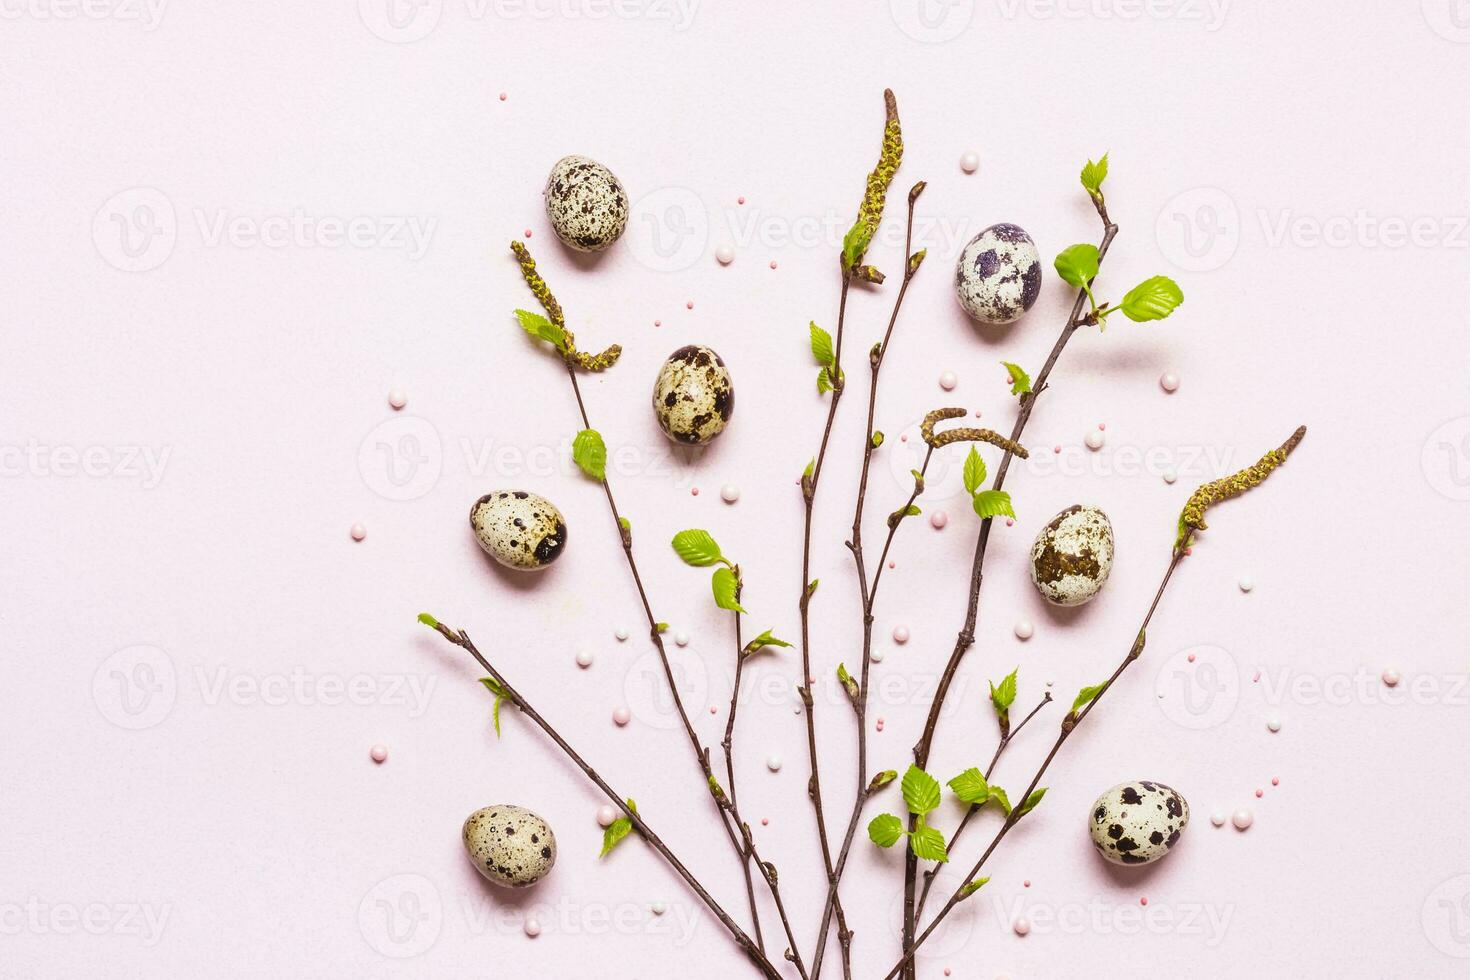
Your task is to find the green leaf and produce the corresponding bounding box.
[990,668,1018,712]
[817,368,833,394]
[803,458,815,479]
[901,765,941,816]
[1080,153,1109,197]
[959,876,991,898]
[711,566,746,613]
[1016,787,1047,819]
[1053,243,1100,289]
[1001,361,1032,397]
[868,769,899,793]
[841,220,873,270]
[654,622,669,633]
[1119,276,1184,322]
[836,662,859,701]
[671,529,723,566]
[872,431,884,448]
[478,677,507,737]
[1072,682,1107,713]
[809,321,835,366]
[962,446,986,496]
[909,824,948,863]
[514,309,567,351]
[572,429,607,481]
[599,798,638,858]
[947,768,990,805]
[868,812,905,848]
[708,774,726,800]
[987,785,1013,816]
[417,612,439,629]
[744,629,792,655]
[972,490,1015,521]
[903,504,921,518]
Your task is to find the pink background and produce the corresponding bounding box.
[5,2,1470,977]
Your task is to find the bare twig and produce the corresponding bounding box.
[421,620,783,980]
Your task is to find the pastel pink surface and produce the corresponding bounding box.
[3,5,1470,979]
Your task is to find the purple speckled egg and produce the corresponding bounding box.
[954,223,1042,325]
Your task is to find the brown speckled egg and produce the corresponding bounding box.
[470,491,567,571]
[463,804,557,887]
[1029,504,1114,606]
[543,155,628,252]
[652,345,734,445]
[1089,781,1189,866]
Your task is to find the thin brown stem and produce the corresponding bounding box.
[723,602,766,956]
[424,622,783,980]
[914,692,1052,921]
[797,271,854,975]
[899,198,1118,972]
[811,184,927,980]
[563,365,762,944]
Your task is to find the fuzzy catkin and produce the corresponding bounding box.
[1175,426,1306,552]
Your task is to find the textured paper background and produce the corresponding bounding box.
[4,2,1470,977]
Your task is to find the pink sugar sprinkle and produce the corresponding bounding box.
[1187,653,1196,663]
[691,487,699,496]
[1140,896,1148,906]
[498,92,508,101]
[769,260,778,269]
[1272,776,1280,786]
[1255,788,1264,798]
[686,300,694,310]
[1053,445,1062,454]
[737,196,746,205]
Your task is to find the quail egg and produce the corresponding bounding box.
[543,155,628,252]
[954,223,1042,324]
[1029,504,1114,606]
[652,345,734,445]
[470,491,567,571]
[463,804,557,887]
[1089,781,1189,866]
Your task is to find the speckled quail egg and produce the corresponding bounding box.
[543,155,628,252]
[954,223,1043,324]
[463,804,557,887]
[470,491,567,571]
[652,345,734,445]
[1029,504,1114,606]
[1089,781,1189,866]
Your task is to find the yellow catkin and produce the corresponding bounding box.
[921,407,1029,458]
[1175,426,1307,552]
[509,241,622,372]
[852,89,902,258]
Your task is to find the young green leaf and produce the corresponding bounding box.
[478,677,507,737]
[671,529,723,566]
[841,220,873,271]
[802,458,815,479]
[962,446,986,496]
[1072,682,1108,713]
[1053,243,1100,289]
[901,765,942,816]
[1119,276,1184,322]
[868,769,899,793]
[572,429,607,481]
[1080,153,1109,197]
[744,629,793,655]
[972,489,1015,521]
[809,321,835,366]
[947,767,990,805]
[959,876,991,898]
[599,798,638,858]
[1001,361,1032,397]
[987,785,1013,816]
[836,663,859,701]
[514,309,567,351]
[417,612,439,629]
[990,668,1018,712]
[1016,787,1047,819]
[868,812,905,848]
[654,622,669,633]
[711,566,746,613]
[909,824,949,863]
[816,365,844,394]
[872,431,885,448]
